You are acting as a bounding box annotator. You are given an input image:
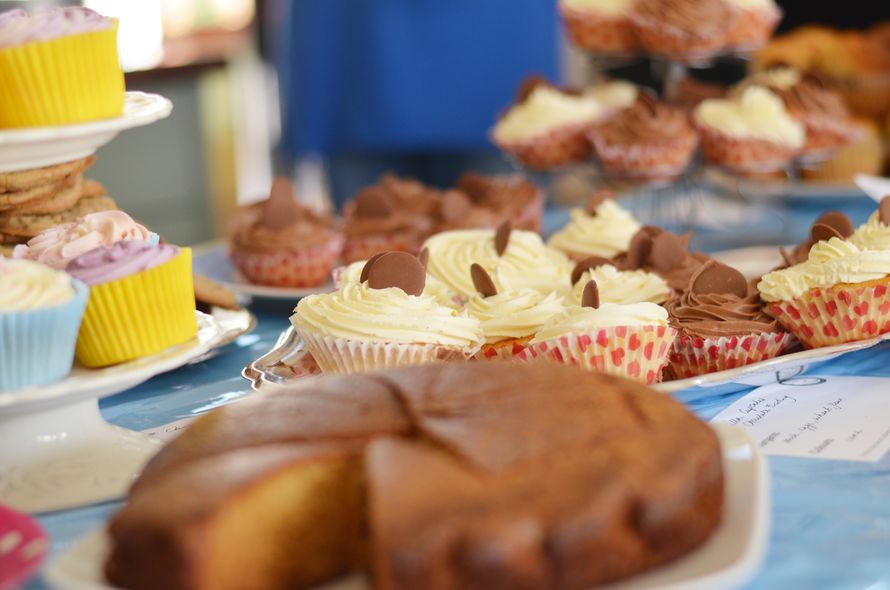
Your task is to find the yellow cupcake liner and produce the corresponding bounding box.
[76,248,197,368]
[0,22,125,128]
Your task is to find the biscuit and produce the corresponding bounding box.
[0,156,95,193]
[0,174,78,209]
[81,179,107,199]
[0,195,118,237]
[193,273,241,311]
[0,244,14,257]
[0,176,84,217]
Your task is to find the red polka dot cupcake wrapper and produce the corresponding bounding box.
[473,338,531,362]
[559,6,638,53]
[230,234,344,288]
[342,233,422,265]
[697,125,800,175]
[767,278,890,349]
[668,332,794,379]
[514,324,676,384]
[590,133,698,181]
[727,6,782,50]
[492,122,596,170]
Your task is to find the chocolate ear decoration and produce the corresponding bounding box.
[814,211,853,238]
[810,223,844,244]
[584,191,612,215]
[625,230,654,270]
[360,252,388,283]
[689,260,748,298]
[440,190,473,222]
[571,256,613,285]
[354,188,394,219]
[263,178,300,230]
[418,247,430,272]
[880,197,890,226]
[364,252,426,296]
[648,232,685,273]
[470,263,498,297]
[581,280,600,309]
[495,220,512,256]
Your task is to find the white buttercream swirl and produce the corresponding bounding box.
[0,258,75,311]
[850,212,890,252]
[464,289,566,343]
[586,80,638,111]
[572,265,670,305]
[695,86,804,147]
[547,200,641,258]
[531,302,669,343]
[561,0,635,15]
[493,87,604,144]
[336,259,460,309]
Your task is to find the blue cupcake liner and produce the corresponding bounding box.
[0,279,89,391]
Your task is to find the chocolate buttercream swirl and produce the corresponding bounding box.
[596,95,692,145]
[665,287,781,338]
[768,74,849,120]
[344,176,438,238]
[230,202,336,254]
[633,0,732,37]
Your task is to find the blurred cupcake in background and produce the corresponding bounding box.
[548,192,641,261]
[586,80,639,115]
[432,190,501,233]
[229,178,344,287]
[724,0,782,51]
[455,173,544,232]
[558,0,639,53]
[802,117,885,184]
[628,0,736,61]
[694,86,805,173]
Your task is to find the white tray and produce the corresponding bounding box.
[43,423,768,590]
[0,92,172,172]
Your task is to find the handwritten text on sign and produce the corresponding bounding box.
[711,376,890,462]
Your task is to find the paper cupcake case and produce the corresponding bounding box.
[0,24,124,128]
[697,125,799,174]
[515,325,676,384]
[591,134,698,180]
[559,5,638,53]
[667,331,794,379]
[231,234,344,288]
[493,122,595,170]
[298,329,476,375]
[0,281,88,390]
[76,249,197,368]
[727,6,782,50]
[766,278,890,349]
[799,116,862,155]
[474,338,531,362]
[628,11,730,61]
[342,233,422,265]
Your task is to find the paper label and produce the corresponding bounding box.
[711,376,890,462]
[141,417,197,443]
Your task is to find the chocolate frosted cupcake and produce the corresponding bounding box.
[229,178,343,287]
[725,0,781,50]
[614,226,710,292]
[432,190,502,233]
[558,0,639,53]
[455,173,544,232]
[589,93,698,181]
[629,0,736,61]
[341,175,437,263]
[666,260,793,378]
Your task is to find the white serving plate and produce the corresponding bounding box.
[0,92,172,172]
[0,312,226,514]
[192,242,335,301]
[712,245,784,280]
[43,423,767,590]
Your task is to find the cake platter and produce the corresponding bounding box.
[0,311,226,515]
[0,92,173,173]
[193,241,335,301]
[42,423,769,590]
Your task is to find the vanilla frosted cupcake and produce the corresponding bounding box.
[0,258,88,390]
[492,86,604,170]
[725,0,781,50]
[586,80,639,113]
[548,194,641,260]
[12,210,155,270]
[570,261,670,305]
[759,237,890,348]
[465,264,566,361]
[559,0,639,53]
[851,198,890,252]
[423,223,574,300]
[292,252,483,374]
[694,86,805,173]
[517,280,676,384]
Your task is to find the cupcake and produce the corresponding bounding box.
[586,80,640,115]
[802,117,885,183]
[464,264,566,361]
[455,173,544,232]
[589,93,699,181]
[341,175,437,263]
[725,0,782,51]
[670,75,728,111]
[291,252,483,374]
[558,0,639,54]
[851,197,890,252]
[517,280,676,384]
[0,7,124,128]
[491,85,604,170]
[548,193,641,260]
[759,235,890,348]
[12,210,155,270]
[229,178,343,288]
[694,86,805,173]
[423,222,574,301]
[570,258,670,305]
[614,226,711,292]
[432,190,502,233]
[738,67,859,155]
[666,260,793,378]
[0,258,88,390]
[66,241,197,367]
[628,0,736,61]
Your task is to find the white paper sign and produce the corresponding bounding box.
[141,416,197,443]
[711,376,890,462]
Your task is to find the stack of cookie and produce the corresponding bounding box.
[0,157,118,255]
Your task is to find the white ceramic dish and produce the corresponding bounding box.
[0,312,225,514]
[42,423,768,590]
[712,245,784,280]
[0,92,172,172]
[192,242,335,300]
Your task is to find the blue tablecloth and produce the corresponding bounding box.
[25,194,890,590]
